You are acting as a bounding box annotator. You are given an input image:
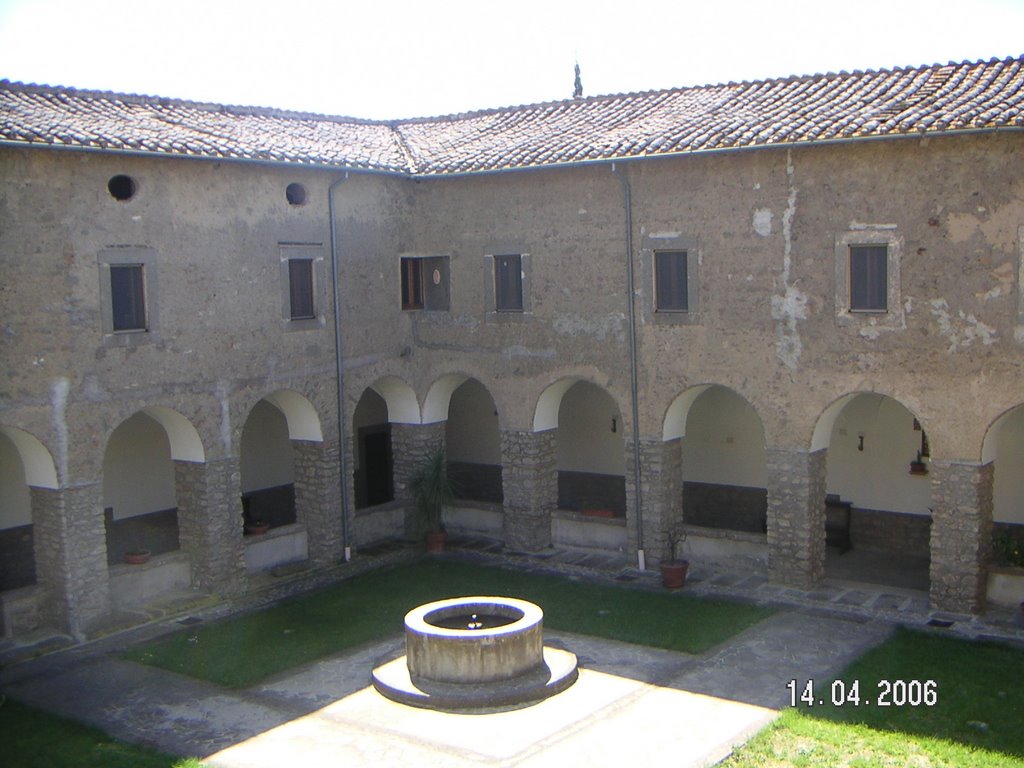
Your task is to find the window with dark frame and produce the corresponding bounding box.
[494,254,523,311]
[288,258,315,320]
[401,257,424,310]
[849,245,887,312]
[110,263,147,331]
[654,250,688,312]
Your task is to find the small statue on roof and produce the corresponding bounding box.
[573,62,583,99]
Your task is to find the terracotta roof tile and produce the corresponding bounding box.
[2,56,1022,176]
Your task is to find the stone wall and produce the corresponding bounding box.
[766,448,826,588]
[501,429,557,551]
[175,459,247,597]
[293,439,343,566]
[930,460,993,613]
[628,438,682,565]
[391,422,446,537]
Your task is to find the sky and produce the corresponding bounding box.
[0,0,1022,121]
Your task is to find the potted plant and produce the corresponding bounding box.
[409,448,454,552]
[659,522,689,589]
[245,519,270,535]
[909,450,928,475]
[124,547,151,565]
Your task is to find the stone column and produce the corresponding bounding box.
[293,439,343,567]
[766,447,826,588]
[175,458,246,596]
[391,422,446,536]
[501,429,557,551]
[627,438,683,566]
[31,483,110,639]
[929,460,993,614]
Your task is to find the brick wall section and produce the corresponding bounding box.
[175,458,247,596]
[929,460,993,613]
[31,484,111,638]
[391,422,446,536]
[766,448,827,588]
[293,439,343,566]
[627,438,682,565]
[501,429,557,551]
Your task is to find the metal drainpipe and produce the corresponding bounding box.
[329,172,352,561]
[612,162,645,571]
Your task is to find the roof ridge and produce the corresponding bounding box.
[0,78,389,126]
[392,54,1024,125]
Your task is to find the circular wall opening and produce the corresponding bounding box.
[286,182,307,206]
[107,174,137,201]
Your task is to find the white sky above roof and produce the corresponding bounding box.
[0,0,1021,121]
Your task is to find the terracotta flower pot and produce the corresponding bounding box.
[245,522,270,535]
[124,550,151,565]
[660,560,689,589]
[425,530,448,553]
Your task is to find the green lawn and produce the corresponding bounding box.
[726,628,1024,767]
[0,697,202,768]
[125,558,774,687]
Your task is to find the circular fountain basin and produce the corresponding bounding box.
[371,596,578,711]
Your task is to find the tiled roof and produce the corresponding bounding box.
[2,56,1022,176]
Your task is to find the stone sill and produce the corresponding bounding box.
[243,522,306,545]
[684,524,766,544]
[108,549,188,575]
[354,500,405,519]
[553,509,626,527]
[987,566,1024,608]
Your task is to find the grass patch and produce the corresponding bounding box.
[0,696,202,768]
[126,558,773,687]
[725,628,1024,767]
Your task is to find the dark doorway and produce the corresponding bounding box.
[356,424,393,508]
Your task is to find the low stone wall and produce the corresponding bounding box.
[682,482,767,533]
[448,461,503,503]
[244,524,309,573]
[104,507,180,565]
[0,524,35,591]
[552,510,628,551]
[850,507,931,558]
[557,470,626,516]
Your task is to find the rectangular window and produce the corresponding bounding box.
[288,258,315,319]
[654,250,688,312]
[401,257,424,310]
[494,254,523,312]
[110,264,146,331]
[850,245,887,311]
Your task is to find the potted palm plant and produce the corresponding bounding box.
[409,448,454,552]
[659,522,689,589]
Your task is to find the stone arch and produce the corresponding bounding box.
[0,427,58,594]
[370,376,421,425]
[814,392,932,589]
[102,411,181,564]
[141,406,205,462]
[983,404,1024,525]
[550,379,626,518]
[240,397,297,531]
[353,386,395,510]
[667,385,768,534]
[445,377,503,505]
[263,389,323,442]
[422,373,470,425]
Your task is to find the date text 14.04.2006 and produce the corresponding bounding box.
[786,679,938,708]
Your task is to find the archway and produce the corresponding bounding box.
[983,404,1024,578]
[102,412,180,564]
[673,386,767,533]
[555,381,626,517]
[240,399,297,531]
[445,378,502,504]
[816,393,932,590]
[353,388,394,509]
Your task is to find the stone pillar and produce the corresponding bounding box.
[501,429,557,551]
[627,438,683,566]
[766,447,826,587]
[929,460,993,614]
[31,483,110,639]
[175,458,246,596]
[391,422,446,536]
[293,439,343,567]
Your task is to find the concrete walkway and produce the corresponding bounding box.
[2,538,1023,767]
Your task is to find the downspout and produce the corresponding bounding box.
[329,172,352,561]
[612,163,645,571]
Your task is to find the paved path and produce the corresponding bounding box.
[3,539,1023,767]
[3,605,891,767]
